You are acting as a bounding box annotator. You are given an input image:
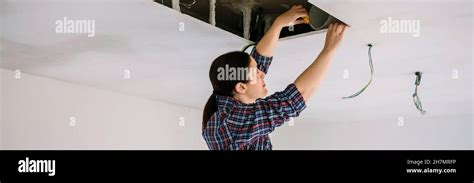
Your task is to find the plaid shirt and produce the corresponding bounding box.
[202,47,307,150]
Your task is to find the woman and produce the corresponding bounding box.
[202,5,347,150]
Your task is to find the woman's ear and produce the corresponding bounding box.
[234,82,247,94]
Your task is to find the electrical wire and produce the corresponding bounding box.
[413,72,426,115]
[241,43,256,53]
[180,0,196,9]
[343,44,374,99]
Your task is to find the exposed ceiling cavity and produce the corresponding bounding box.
[154,0,346,42]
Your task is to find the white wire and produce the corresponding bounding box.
[180,0,196,9]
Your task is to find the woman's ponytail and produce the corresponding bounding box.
[202,51,251,129]
[202,92,218,129]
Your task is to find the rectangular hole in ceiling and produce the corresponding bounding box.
[154,0,347,42]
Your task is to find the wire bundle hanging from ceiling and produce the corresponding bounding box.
[413,71,426,115]
[343,44,374,99]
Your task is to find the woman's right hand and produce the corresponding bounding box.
[273,5,309,28]
[322,23,347,53]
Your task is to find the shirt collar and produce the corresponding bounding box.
[216,94,240,108]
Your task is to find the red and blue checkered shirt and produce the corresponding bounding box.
[202,47,307,150]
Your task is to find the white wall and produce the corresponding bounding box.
[0,68,207,150]
[0,67,471,150]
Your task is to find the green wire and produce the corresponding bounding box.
[343,44,374,99]
[413,72,426,115]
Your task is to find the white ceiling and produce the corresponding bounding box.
[1,0,472,125]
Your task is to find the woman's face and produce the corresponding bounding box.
[243,57,268,99]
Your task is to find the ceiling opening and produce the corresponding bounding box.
[154,0,346,42]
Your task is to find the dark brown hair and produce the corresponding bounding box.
[202,51,251,129]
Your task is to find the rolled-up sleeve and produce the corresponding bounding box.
[256,83,306,127]
[250,47,272,74]
[228,84,306,143]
